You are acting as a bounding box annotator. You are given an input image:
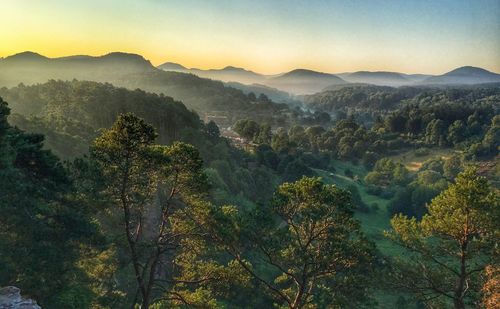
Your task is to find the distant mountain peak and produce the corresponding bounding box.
[101,52,151,63]
[445,66,496,76]
[5,51,49,61]
[219,66,260,75]
[423,66,500,85]
[279,69,339,79]
[222,65,243,71]
[158,62,188,71]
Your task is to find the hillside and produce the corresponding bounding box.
[302,85,416,112]
[0,80,201,158]
[302,83,500,115]
[0,52,300,123]
[225,81,299,105]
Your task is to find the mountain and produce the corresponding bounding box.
[422,66,500,85]
[266,69,347,95]
[158,62,188,71]
[3,51,49,62]
[0,51,155,87]
[159,63,265,84]
[340,71,410,86]
[0,51,304,127]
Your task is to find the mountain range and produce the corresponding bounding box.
[1,51,500,101]
[159,60,500,94]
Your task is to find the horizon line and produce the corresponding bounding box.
[2,50,500,76]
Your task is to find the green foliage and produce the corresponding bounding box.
[364,158,410,187]
[212,177,376,308]
[0,98,100,308]
[386,168,500,308]
[233,119,260,141]
[0,80,202,158]
[89,114,252,308]
[271,127,290,152]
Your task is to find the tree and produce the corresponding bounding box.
[205,120,220,141]
[283,159,314,182]
[447,120,466,145]
[425,119,446,146]
[91,113,225,308]
[386,168,500,308]
[255,123,272,145]
[271,127,290,152]
[213,177,375,308]
[233,119,260,141]
[91,113,160,308]
[482,115,500,156]
[364,158,409,186]
[288,125,308,148]
[443,154,462,180]
[0,97,99,308]
[482,265,500,309]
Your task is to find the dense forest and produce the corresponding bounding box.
[0,58,499,309]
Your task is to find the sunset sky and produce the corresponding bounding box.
[1,0,499,74]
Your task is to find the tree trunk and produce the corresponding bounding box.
[454,240,468,309]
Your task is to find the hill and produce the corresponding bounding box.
[0,52,299,123]
[158,62,187,71]
[423,66,500,85]
[0,51,155,87]
[303,84,500,114]
[159,63,265,84]
[0,80,201,158]
[265,69,347,95]
[340,71,410,86]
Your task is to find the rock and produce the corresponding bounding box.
[0,286,41,309]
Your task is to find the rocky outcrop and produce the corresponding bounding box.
[0,286,41,309]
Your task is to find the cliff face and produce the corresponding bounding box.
[0,286,41,309]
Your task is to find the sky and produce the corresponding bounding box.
[1,0,499,74]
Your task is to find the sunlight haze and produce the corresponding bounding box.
[1,0,499,74]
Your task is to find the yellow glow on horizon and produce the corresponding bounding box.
[1,1,499,75]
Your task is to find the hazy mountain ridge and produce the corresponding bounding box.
[264,69,347,95]
[158,62,265,84]
[2,52,499,104]
[0,52,287,116]
[158,60,500,95]
[422,66,500,85]
[0,51,155,87]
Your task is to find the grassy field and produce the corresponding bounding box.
[314,160,405,307]
[314,161,401,256]
[386,147,456,171]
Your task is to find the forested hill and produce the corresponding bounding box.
[0,52,292,116]
[302,84,500,112]
[0,80,202,158]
